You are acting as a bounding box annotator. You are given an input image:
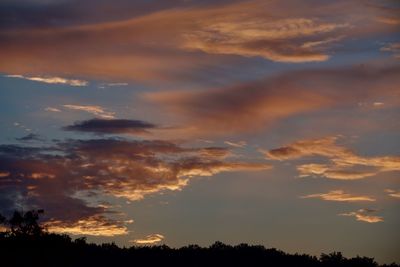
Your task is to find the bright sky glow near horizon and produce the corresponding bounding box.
[0,0,399,264]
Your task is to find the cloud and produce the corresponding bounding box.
[0,0,397,83]
[339,209,383,223]
[0,137,270,235]
[15,133,44,142]
[301,36,345,49]
[265,136,400,180]
[44,215,128,236]
[266,136,347,160]
[30,173,55,179]
[146,64,400,137]
[385,189,400,199]
[381,42,400,58]
[131,234,164,245]
[63,105,115,119]
[106,83,128,87]
[198,147,232,158]
[4,74,88,86]
[373,102,385,107]
[63,118,157,135]
[176,158,270,178]
[13,122,32,132]
[182,17,347,62]
[0,0,227,30]
[376,17,400,25]
[145,77,330,137]
[224,141,247,148]
[301,190,375,202]
[305,169,378,180]
[45,107,61,112]
[0,172,10,178]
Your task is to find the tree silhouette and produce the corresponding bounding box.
[0,209,44,237]
[0,213,6,225]
[0,209,399,267]
[320,252,345,266]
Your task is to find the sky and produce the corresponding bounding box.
[0,0,399,263]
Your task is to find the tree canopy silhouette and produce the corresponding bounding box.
[1,209,44,237]
[0,210,399,267]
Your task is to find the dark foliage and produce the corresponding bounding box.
[0,210,398,267]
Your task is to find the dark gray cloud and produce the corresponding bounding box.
[63,118,157,135]
[0,137,269,235]
[0,0,239,30]
[15,133,44,142]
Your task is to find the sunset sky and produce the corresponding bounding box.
[0,0,399,263]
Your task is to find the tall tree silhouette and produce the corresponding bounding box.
[0,209,44,236]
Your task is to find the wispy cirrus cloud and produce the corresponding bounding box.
[224,141,247,148]
[4,74,88,86]
[63,105,115,119]
[339,209,383,223]
[381,42,400,58]
[131,234,165,245]
[264,136,400,180]
[45,107,61,112]
[106,83,128,87]
[385,189,400,199]
[297,165,378,180]
[45,105,116,119]
[301,190,376,202]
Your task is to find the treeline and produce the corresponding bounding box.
[0,210,399,267]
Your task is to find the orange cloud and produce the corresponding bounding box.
[266,136,348,160]
[339,209,383,223]
[0,0,397,82]
[181,16,347,62]
[381,42,400,58]
[146,65,400,137]
[177,160,271,179]
[131,234,165,245]
[0,137,270,235]
[376,17,400,25]
[302,168,378,180]
[45,107,61,112]
[0,171,10,178]
[30,173,55,180]
[45,215,129,236]
[301,190,375,202]
[145,80,332,137]
[198,147,232,158]
[385,189,400,199]
[265,136,400,180]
